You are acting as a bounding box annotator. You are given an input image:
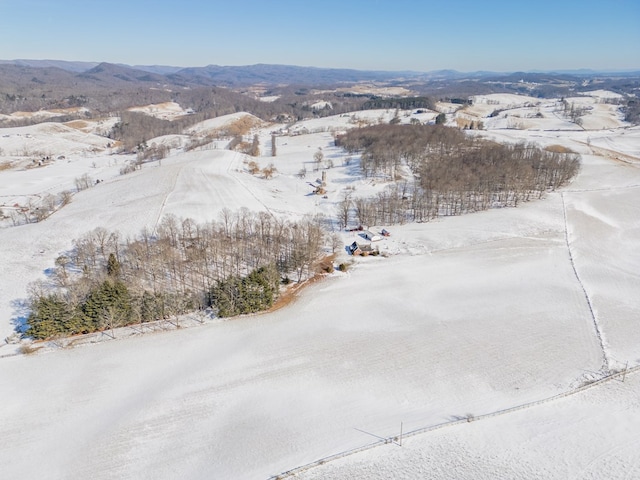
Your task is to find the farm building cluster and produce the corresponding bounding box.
[347,228,390,256]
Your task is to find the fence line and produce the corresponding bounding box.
[268,365,640,480]
[561,191,609,371]
[0,309,216,358]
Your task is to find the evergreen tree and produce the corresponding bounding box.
[210,275,242,317]
[139,290,162,323]
[82,279,132,331]
[27,294,78,339]
[107,253,121,278]
[209,264,279,317]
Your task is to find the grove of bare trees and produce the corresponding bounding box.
[27,210,326,339]
[337,124,580,225]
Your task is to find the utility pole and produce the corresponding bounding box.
[622,361,629,382]
[399,422,403,447]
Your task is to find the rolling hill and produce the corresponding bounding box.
[0,92,639,479]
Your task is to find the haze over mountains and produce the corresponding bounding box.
[1,58,638,126]
[0,59,420,86]
[1,58,639,87]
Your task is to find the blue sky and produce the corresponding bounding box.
[1,0,638,72]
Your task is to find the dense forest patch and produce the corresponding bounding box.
[336,124,580,225]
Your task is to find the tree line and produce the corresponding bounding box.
[336,124,580,226]
[362,96,435,111]
[27,210,326,339]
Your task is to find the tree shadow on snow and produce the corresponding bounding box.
[327,158,364,185]
[10,298,30,334]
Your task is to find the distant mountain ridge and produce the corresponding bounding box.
[174,63,426,86]
[0,58,100,72]
[78,63,175,84]
[0,59,425,85]
[0,59,181,75]
[1,59,638,86]
[1,59,639,119]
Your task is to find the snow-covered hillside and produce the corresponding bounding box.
[0,93,639,479]
[127,101,193,120]
[0,106,91,124]
[297,369,640,480]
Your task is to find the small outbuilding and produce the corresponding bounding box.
[348,241,377,256]
[364,230,382,242]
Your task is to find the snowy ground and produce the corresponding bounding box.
[0,107,91,124]
[0,94,639,479]
[127,101,193,120]
[297,369,640,480]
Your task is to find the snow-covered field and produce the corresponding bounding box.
[127,101,193,120]
[0,94,639,479]
[297,369,640,480]
[0,106,91,124]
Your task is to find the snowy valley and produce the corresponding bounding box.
[1,90,639,479]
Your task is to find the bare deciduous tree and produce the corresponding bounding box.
[337,193,352,229]
[74,173,93,191]
[313,148,324,171]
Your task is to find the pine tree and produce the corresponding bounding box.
[107,253,121,278]
[139,290,161,322]
[27,294,77,339]
[82,279,132,331]
[209,264,279,317]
